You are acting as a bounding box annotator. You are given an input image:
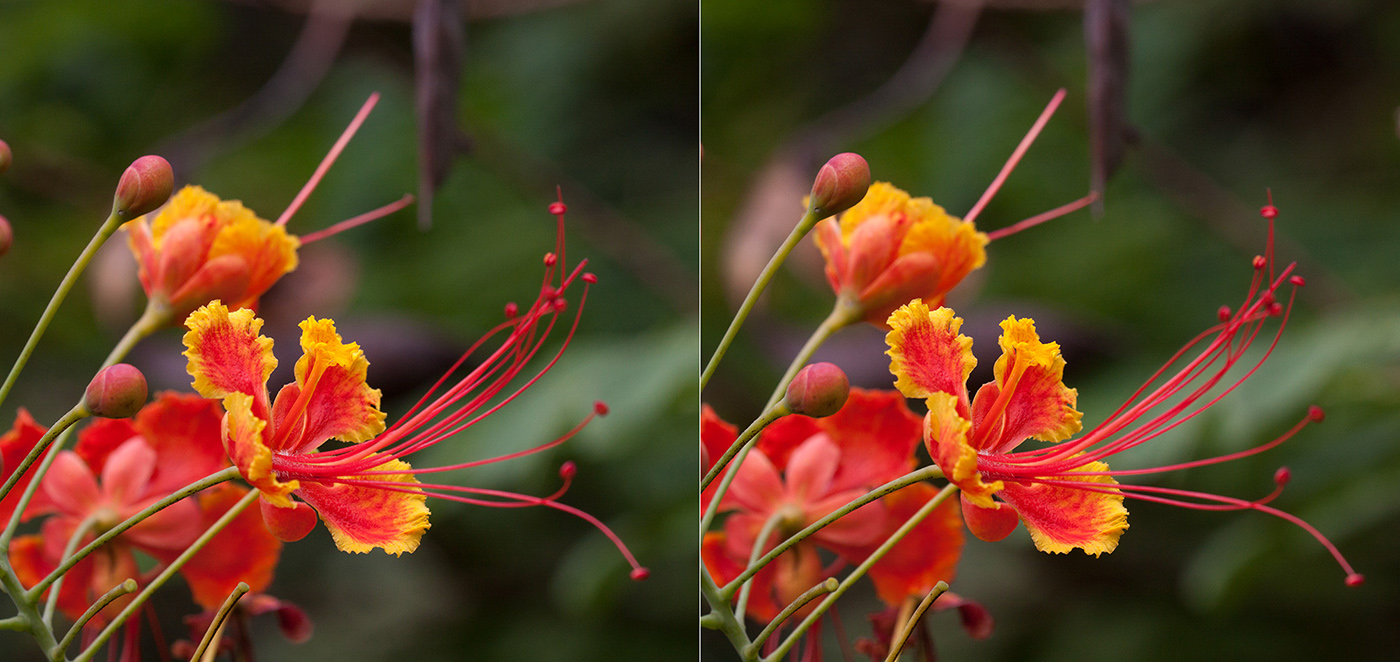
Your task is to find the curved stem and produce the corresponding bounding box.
[0,209,123,414]
[101,303,171,370]
[763,483,959,662]
[73,488,259,662]
[745,578,838,660]
[701,568,751,653]
[0,405,89,547]
[27,467,240,601]
[189,582,249,662]
[764,297,861,410]
[882,581,948,662]
[720,465,943,599]
[0,558,57,652]
[702,208,820,392]
[734,511,784,624]
[50,579,137,661]
[43,515,98,628]
[701,401,789,491]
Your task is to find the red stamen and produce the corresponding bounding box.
[965,88,1067,224]
[277,93,380,228]
[986,192,1097,242]
[594,401,609,416]
[298,194,414,245]
[504,302,519,318]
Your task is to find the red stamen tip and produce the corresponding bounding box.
[594,401,609,416]
[629,567,651,581]
[559,461,577,479]
[504,302,519,318]
[1267,302,1284,317]
[1259,205,1279,220]
[1308,405,1325,423]
[1217,305,1232,322]
[1253,255,1267,270]
[544,252,557,266]
[1346,573,1365,587]
[1273,467,1291,486]
[1290,275,1306,287]
[549,201,567,216]
[552,298,568,312]
[582,273,597,284]
[541,286,556,299]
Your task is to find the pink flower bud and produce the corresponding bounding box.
[808,153,871,216]
[83,364,148,418]
[113,155,174,218]
[784,362,850,418]
[0,214,11,258]
[0,139,10,175]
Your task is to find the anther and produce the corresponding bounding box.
[1346,573,1365,587]
[559,461,577,480]
[1267,302,1284,316]
[1259,205,1279,220]
[548,201,567,216]
[1252,256,1267,270]
[544,252,557,266]
[1217,305,1232,322]
[504,302,518,318]
[630,568,651,581]
[1308,405,1325,423]
[1289,275,1306,287]
[1273,467,1291,486]
[582,273,597,284]
[594,401,610,416]
[541,286,556,299]
[553,298,568,312]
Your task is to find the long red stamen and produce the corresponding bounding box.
[985,192,1098,242]
[964,88,1066,224]
[299,194,415,244]
[276,92,380,228]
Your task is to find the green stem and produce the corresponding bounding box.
[100,303,170,370]
[189,581,250,662]
[701,401,788,491]
[27,467,240,601]
[882,581,949,662]
[0,556,58,652]
[734,511,784,624]
[744,578,838,661]
[44,515,98,628]
[720,465,943,599]
[0,209,124,415]
[0,405,89,547]
[72,488,259,662]
[701,208,820,392]
[763,297,861,411]
[0,616,27,631]
[701,567,751,653]
[49,579,137,661]
[763,484,959,662]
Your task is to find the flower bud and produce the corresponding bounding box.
[784,362,850,418]
[113,155,174,218]
[0,214,11,258]
[83,364,148,418]
[0,139,11,175]
[808,153,871,217]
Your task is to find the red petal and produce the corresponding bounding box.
[867,482,965,606]
[260,495,318,542]
[960,492,1018,542]
[885,301,975,407]
[134,392,230,495]
[163,484,282,610]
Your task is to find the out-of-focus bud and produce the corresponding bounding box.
[83,364,148,418]
[0,139,11,175]
[784,362,850,418]
[0,214,11,258]
[113,155,174,218]
[808,153,871,217]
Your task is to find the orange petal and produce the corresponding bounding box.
[278,317,385,453]
[183,302,276,420]
[973,316,1081,453]
[812,218,848,294]
[856,251,940,326]
[842,213,905,296]
[207,204,299,311]
[925,392,1001,508]
[154,217,218,297]
[223,393,298,507]
[998,460,1128,557]
[159,483,282,610]
[701,405,739,509]
[896,206,987,299]
[167,254,252,318]
[294,457,429,556]
[885,301,975,405]
[868,482,965,606]
[133,392,230,495]
[260,495,317,542]
[960,492,1019,542]
[810,388,921,493]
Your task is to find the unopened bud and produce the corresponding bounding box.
[808,153,871,217]
[83,364,148,418]
[0,215,11,258]
[784,362,850,418]
[0,139,10,175]
[113,155,173,218]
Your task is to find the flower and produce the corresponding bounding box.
[10,394,282,624]
[0,410,47,524]
[124,185,300,318]
[181,199,646,574]
[813,182,987,327]
[883,209,1363,583]
[702,390,964,620]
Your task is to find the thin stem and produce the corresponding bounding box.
[702,568,752,653]
[764,297,862,410]
[27,467,240,601]
[0,554,58,652]
[0,209,124,414]
[50,579,137,661]
[44,515,98,628]
[0,404,89,547]
[882,581,949,662]
[720,465,943,599]
[189,582,249,662]
[764,484,959,662]
[702,208,820,391]
[702,401,789,491]
[734,511,785,623]
[745,578,838,660]
[73,489,259,662]
[0,616,27,631]
[101,304,171,370]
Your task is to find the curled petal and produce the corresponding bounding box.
[925,393,1001,507]
[260,495,318,543]
[897,209,987,301]
[960,492,1019,542]
[973,316,1081,453]
[842,213,906,296]
[206,207,299,310]
[294,458,430,556]
[885,301,974,406]
[167,254,252,318]
[998,460,1128,557]
[812,218,849,294]
[223,393,298,507]
[856,251,940,326]
[278,317,385,453]
[183,302,275,418]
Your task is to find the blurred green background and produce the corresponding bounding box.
[0,0,695,660]
[704,0,1398,660]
